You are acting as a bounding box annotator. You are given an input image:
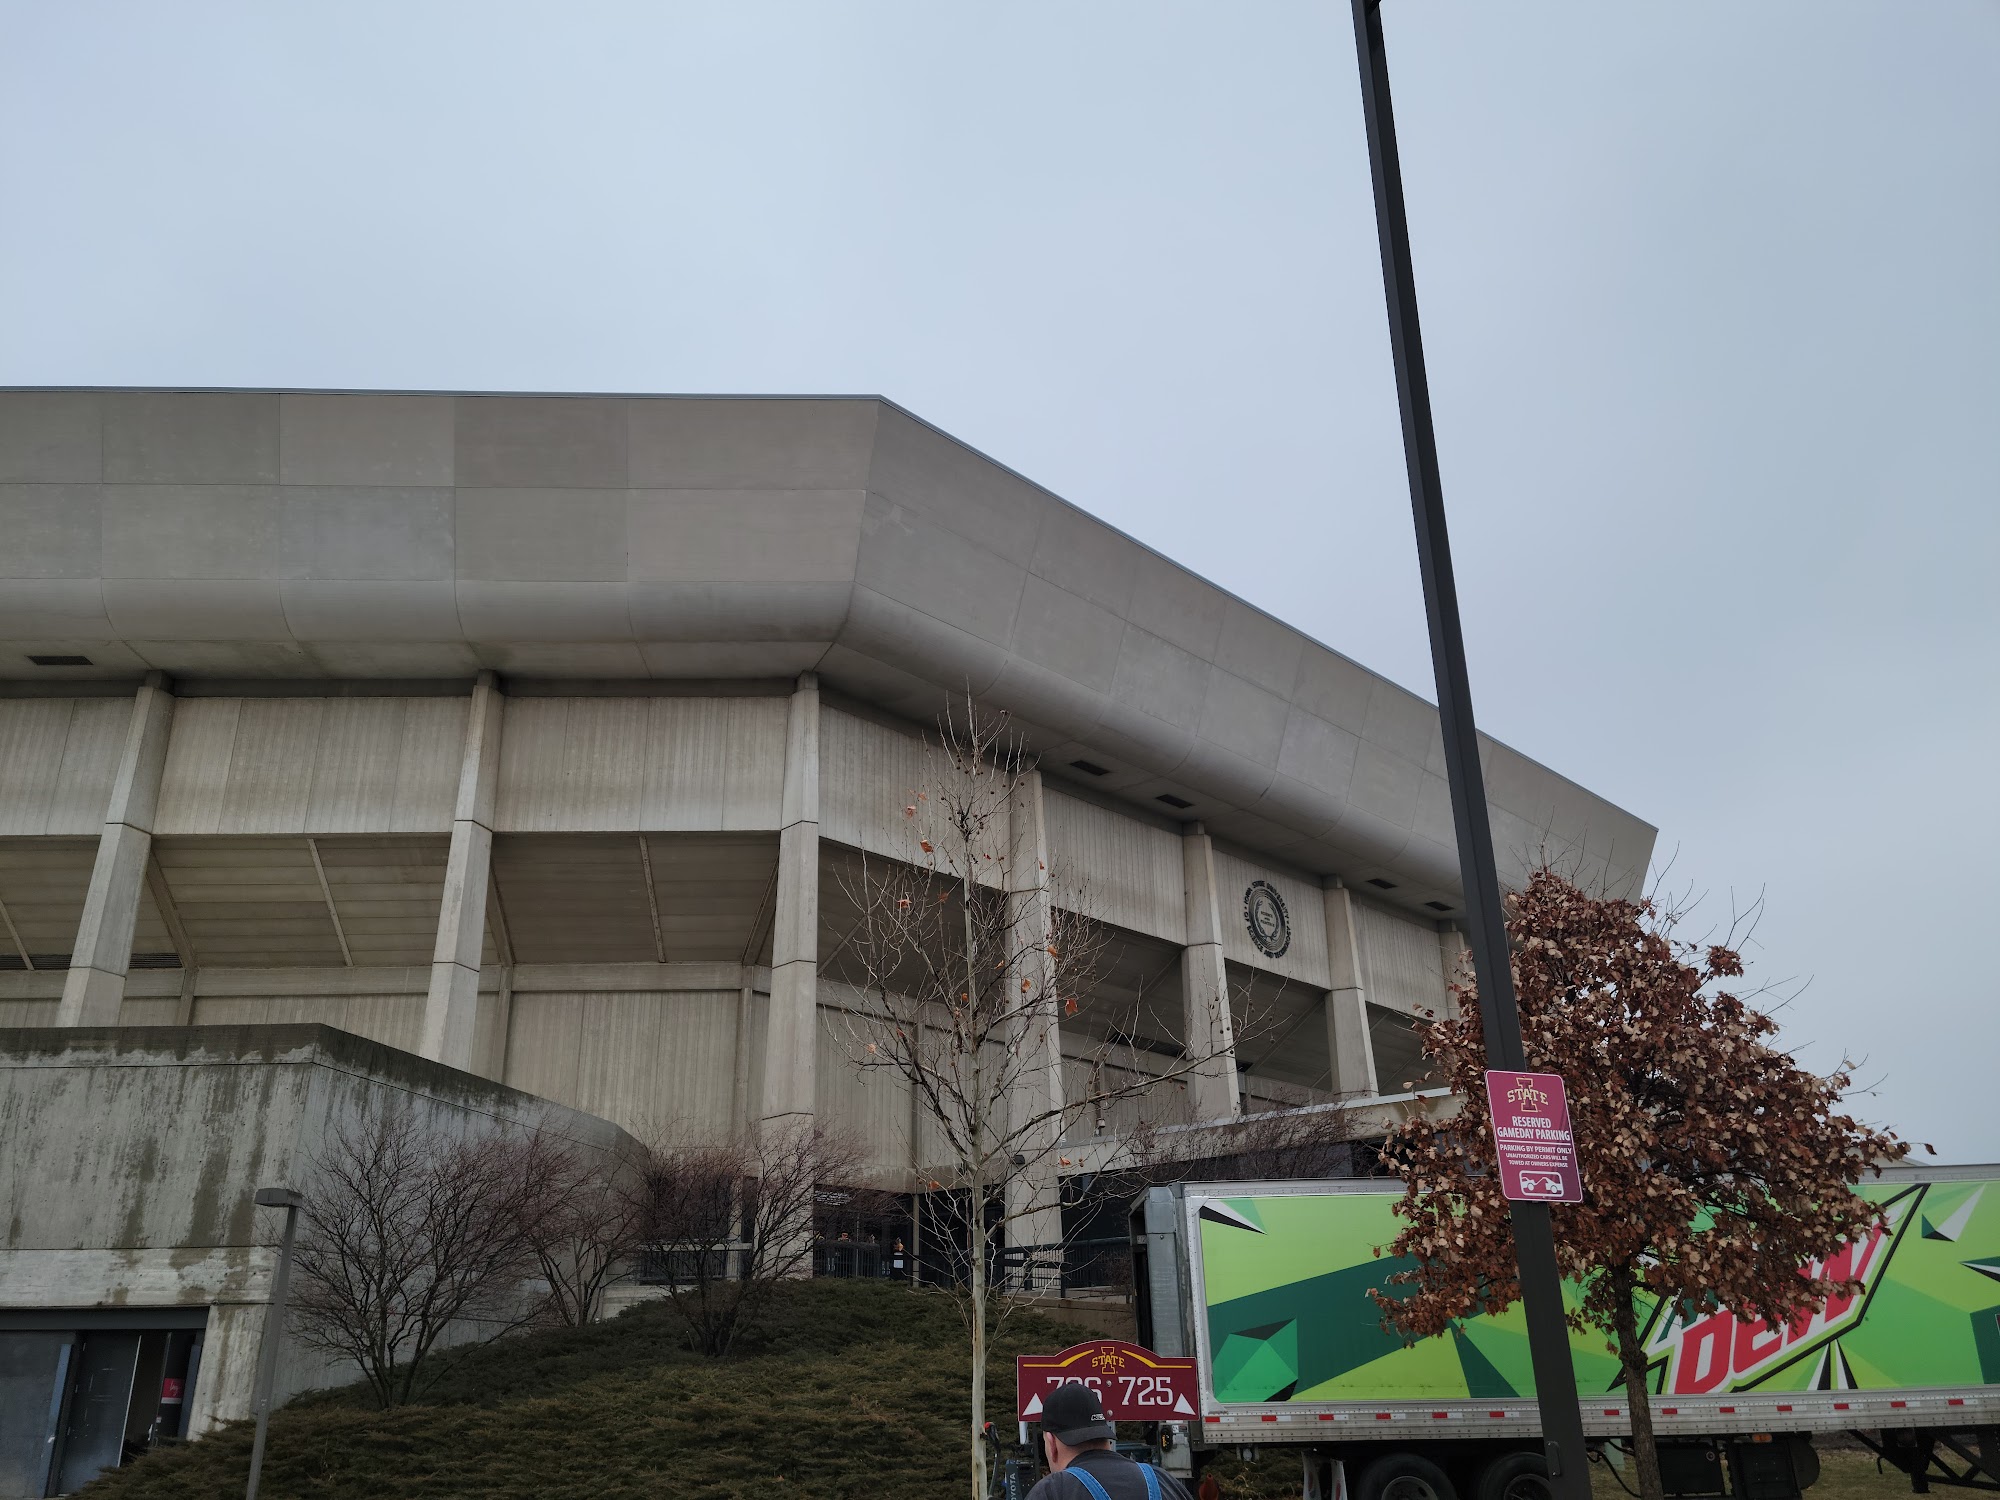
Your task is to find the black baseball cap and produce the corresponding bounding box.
[1041,1382,1116,1446]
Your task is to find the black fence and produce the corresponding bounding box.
[993,1235,1129,1296]
[634,1247,745,1285]
[814,1239,909,1279]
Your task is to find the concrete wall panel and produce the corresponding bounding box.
[1211,847,1330,988]
[0,392,102,482]
[0,698,130,835]
[279,394,455,487]
[493,697,786,832]
[215,699,324,832]
[0,999,59,1026]
[1042,789,1184,945]
[819,706,1009,879]
[643,698,788,831]
[816,1007,910,1179]
[1354,900,1448,1019]
[627,396,877,489]
[1063,1054,1196,1138]
[820,707,927,860]
[157,697,462,836]
[304,697,417,831]
[154,698,243,834]
[499,988,739,1139]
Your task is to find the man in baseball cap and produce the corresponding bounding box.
[1026,1382,1195,1500]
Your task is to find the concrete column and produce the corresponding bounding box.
[1322,879,1380,1098]
[58,672,175,1026]
[1178,823,1240,1121]
[1004,768,1064,1281]
[759,673,819,1128]
[730,977,755,1142]
[1436,922,1465,1019]
[419,671,503,1072]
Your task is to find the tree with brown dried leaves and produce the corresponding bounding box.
[1375,868,1907,1500]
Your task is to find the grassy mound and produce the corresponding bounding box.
[80,1280,1287,1500]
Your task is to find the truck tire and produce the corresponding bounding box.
[1475,1451,1551,1500]
[1357,1452,1459,1500]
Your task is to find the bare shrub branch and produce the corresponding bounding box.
[289,1113,552,1408]
[518,1134,646,1328]
[634,1124,860,1357]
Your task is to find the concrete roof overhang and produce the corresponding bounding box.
[0,389,1655,911]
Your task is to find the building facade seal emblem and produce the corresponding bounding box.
[1242,879,1291,959]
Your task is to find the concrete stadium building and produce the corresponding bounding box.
[0,389,1654,1483]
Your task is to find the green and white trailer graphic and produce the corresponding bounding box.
[1133,1166,2000,1494]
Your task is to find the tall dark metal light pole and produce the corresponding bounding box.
[1347,2,1591,1494]
[246,1186,305,1500]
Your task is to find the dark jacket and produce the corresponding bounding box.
[1025,1449,1195,1500]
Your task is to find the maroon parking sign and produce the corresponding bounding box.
[1017,1340,1199,1423]
[1484,1070,1584,1204]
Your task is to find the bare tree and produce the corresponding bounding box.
[290,1113,549,1408]
[518,1134,646,1328]
[635,1124,858,1356]
[827,697,1258,1500]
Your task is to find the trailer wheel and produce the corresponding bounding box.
[1357,1452,1458,1500]
[1475,1451,1551,1500]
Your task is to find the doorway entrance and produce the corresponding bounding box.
[0,1311,206,1498]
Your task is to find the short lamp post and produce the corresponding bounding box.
[246,1186,305,1500]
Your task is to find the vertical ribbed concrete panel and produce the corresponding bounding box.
[1040,788,1186,944]
[1354,900,1450,1016]
[419,672,503,1071]
[759,674,819,1126]
[0,698,130,836]
[58,673,176,1026]
[1322,879,1380,1097]
[1177,823,1240,1121]
[1003,769,1064,1273]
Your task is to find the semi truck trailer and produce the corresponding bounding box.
[1131,1167,2000,1500]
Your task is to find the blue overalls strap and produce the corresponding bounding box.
[1065,1462,1162,1500]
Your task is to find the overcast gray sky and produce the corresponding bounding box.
[3,2,1994,1159]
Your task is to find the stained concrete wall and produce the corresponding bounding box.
[0,1025,637,1435]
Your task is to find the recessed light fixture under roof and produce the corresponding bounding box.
[1366,877,1398,889]
[1068,759,1110,776]
[1155,793,1193,810]
[1424,901,1453,912]
[28,654,91,666]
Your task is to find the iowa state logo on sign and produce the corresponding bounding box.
[1017,1340,1199,1422]
[1483,1070,1584,1204]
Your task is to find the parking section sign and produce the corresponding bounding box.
[1484,1070,1584,1203]
[1017,1340,1199,1422]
